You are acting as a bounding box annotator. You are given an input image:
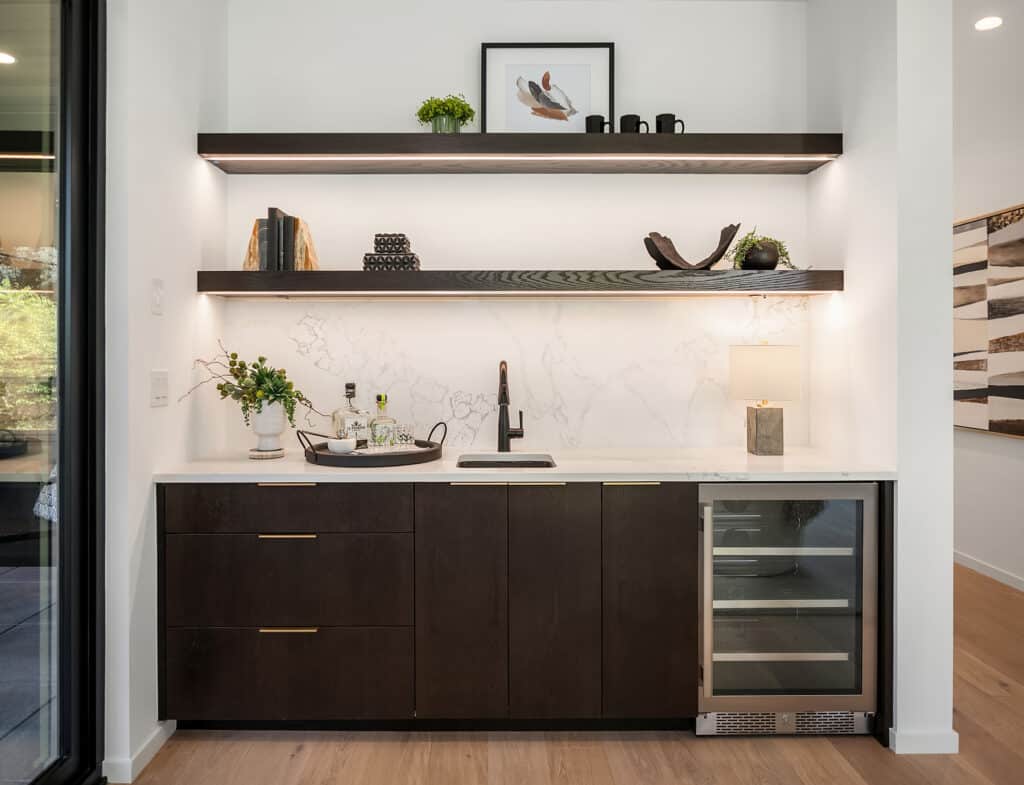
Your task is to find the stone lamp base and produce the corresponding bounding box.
[746,406,784,456]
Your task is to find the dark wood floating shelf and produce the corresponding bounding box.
[197,269,844,298]
[197,133,842,175]
[0,130,55,173]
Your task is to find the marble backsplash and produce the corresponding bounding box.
[192,294,815,455]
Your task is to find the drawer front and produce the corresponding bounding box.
[165,627,414,720]
[161,483,413,534]
[165,533,413,627]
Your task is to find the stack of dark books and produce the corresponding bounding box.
[363,233,421,271]
[244,206,319,271]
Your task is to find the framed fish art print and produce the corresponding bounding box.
[480,43,614,133]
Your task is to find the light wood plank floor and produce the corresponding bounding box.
[132,565,1023,785]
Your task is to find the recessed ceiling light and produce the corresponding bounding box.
[0,52,16,65]
[975,16,1003,31]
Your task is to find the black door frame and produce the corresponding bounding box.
[32,1,106,784]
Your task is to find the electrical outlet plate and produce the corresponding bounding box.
[150,370,169,407]
[151,278,164,316]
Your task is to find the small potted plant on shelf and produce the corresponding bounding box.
[416,93,476,134]
[728,228,795,270]
[182,342,320,459]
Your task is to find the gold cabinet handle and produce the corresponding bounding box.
[256,533,318,540]
[256,482,317,487]
[449,482,508,487]
[258,628,318,634]
[602,481,662,486]
[509,482,567,486]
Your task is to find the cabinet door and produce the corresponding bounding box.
[162,483,413,534]
[509,483,601,718]
[415,483,508,718]
[165,627,414,720]
[165,533,413,627]
[602,482,698,718]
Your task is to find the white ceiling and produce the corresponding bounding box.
[0,0,58,131]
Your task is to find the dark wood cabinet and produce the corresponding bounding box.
[162,482,413,533]
[602,482,699,718]
[165,533,413,627]
[165,627,413,720]
[414,483,509,718]
[159,479,705,725]
[508,483,602,718]
[158,482,415,722]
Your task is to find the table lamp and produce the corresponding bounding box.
[729,345,801,456]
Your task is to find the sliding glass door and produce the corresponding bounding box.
[0,1,103,783]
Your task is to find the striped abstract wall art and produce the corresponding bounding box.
[954,204,1024,436]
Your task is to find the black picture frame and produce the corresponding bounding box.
[480,42,615,133]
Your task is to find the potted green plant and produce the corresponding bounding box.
[416,93,476,134]
[727,229,795,270]
[182,343,319,457]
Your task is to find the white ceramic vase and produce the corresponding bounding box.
[251,401,286,452]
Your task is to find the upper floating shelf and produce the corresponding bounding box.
[197,270,844,298]
[0,131,55,173]
[197,133,843,175]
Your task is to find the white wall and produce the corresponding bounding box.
[0,173,56,249]
[954,0,1023,219]
[209,0,818,455]
[952,0,1024,591]
[807,0,957,755]
[227,0,808,133]
[104,0,227,781]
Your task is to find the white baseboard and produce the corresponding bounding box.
[955,550,1024,592]
[889,728,959,754]
[103,720,176,784]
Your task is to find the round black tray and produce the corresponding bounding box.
[297,423,446,468]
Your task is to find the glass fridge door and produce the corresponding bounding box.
[699,484,877,713]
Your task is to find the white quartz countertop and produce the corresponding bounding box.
[153,447,896,484]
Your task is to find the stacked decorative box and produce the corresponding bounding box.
[363,234,421,271]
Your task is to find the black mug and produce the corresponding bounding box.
[585,114,612,134]
[619,114,649,133]
[656,113,685,134]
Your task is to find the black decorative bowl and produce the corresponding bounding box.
[741,243,780,270]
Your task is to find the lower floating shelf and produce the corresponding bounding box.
[197,269,844,298]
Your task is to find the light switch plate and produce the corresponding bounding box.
[150,278,164,316]
[150,370,169,408]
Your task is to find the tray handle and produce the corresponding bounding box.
[428,421,448,446]
[295,429,326,460]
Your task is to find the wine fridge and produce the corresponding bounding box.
[697,483,877,735]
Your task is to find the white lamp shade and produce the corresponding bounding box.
[729,345,801,402]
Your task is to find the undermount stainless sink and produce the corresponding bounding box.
[456,452,557,468]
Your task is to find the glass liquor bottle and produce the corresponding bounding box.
[331,382,370,447]
[369,393,397,448]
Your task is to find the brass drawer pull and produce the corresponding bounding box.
[258,627,319,634]
[509,482,567,487]
[603,481,662,486]
[257,533,318,540]
[449,482,508,487]
[256,482,317,487]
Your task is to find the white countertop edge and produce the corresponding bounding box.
[153,448,897,484]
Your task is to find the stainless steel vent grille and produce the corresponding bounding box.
[697,712,776,735]
[795,711,857,735]
[697,711,873,736]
